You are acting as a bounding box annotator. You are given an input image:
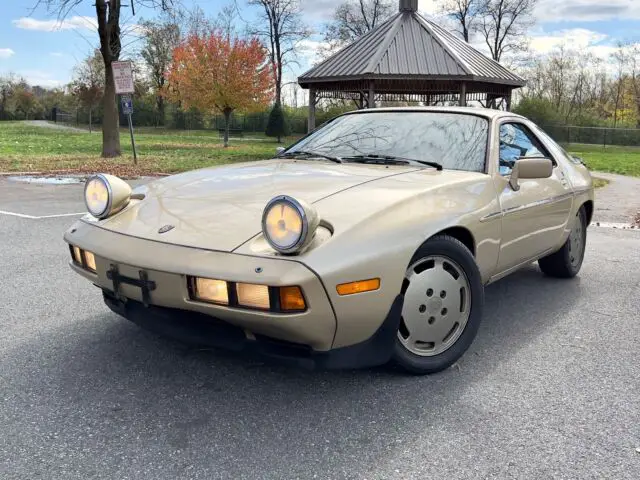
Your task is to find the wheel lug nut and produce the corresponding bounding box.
[440,290,446,298]
[419,304,426,313]
[428,317,435,325]
[441,308,448,315]
[426,288,433,297]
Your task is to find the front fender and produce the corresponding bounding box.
[241,170,500,349]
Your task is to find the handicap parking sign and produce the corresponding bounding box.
[121,95,133,115]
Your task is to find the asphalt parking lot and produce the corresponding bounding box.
[1,177,639,480]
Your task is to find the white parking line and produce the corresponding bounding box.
[39,212,87,219]
[0,210,85,220]
[0,210,39,219]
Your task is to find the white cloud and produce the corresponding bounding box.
[521,28,640,76]
[300,0,439,22]
[12,16,97,32]
[20,70,65,88]
[297,38,331,66]
[529,28,609,55]
[418,0,442,17]
[0,48,15,59]
[299,0,343,20]
[534,0,640,22]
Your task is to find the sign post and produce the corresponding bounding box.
[112,60,137,164]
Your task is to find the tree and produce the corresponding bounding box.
[164,31,273,147]
[611,45,628,128]
[477,0,537,62]
[322,0,394,55]
[38,1,177,157]
[628,45,640,128]
[71,50,104,132]
[0,75,18,120]
[247,0,311,108]
[440,0,482,42]
[265,102,290,142]
[13,88,38,120]
[140,18,181,126]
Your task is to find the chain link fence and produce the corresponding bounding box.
[43,109,640,147]
[541,124,640,147]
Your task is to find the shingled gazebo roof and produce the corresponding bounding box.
[298,0,526,132]
[299,11,525,87]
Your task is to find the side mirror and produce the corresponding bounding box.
[509,157,553,191]
[275,146,286,155]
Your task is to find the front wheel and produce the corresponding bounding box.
[392,235,484,375]
[538,207,587,278]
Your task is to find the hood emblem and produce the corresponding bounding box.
[158,224,175,234]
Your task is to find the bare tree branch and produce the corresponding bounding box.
[247,0,311,106]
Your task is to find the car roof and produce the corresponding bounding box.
[342,106,526,121]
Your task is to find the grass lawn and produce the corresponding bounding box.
[0,121,300,176]
[1,121,639,178]
[565,143,640,177]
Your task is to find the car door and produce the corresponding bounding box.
[494,120,574,274]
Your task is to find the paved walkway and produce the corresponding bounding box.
[24,120,89,133]
[591,172,640,225]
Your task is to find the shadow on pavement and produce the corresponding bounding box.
[4,264,583,478]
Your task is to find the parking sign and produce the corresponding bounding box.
[121,95,133,115]
[112,61,134,94]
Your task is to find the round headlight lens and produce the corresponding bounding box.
[84,175,111,218]
[262,196,306,253]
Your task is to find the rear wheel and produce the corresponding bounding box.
[392,235,484,375]
[538,207,587,278]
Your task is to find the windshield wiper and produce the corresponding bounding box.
[343,154,443,171]
[279,150,343,163]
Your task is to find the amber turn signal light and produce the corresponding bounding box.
[336,278,380,296]
[279,286,306,311]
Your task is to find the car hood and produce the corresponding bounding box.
[93,159,421,252]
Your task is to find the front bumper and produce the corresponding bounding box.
[65,220,403,368]
[103,290,403,369]
[65,220,337,351]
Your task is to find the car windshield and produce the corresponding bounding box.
[286,111,489,172]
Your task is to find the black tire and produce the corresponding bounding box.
[538,207,587,278]
[392,235,484,375]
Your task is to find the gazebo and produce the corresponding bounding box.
[297,0,526,131]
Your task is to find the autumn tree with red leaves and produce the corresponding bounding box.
[164,32,272,147]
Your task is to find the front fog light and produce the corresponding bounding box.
[84,251,97,272]
[71,245,82,264]
[193,278,229,305]
[236,283,270,310]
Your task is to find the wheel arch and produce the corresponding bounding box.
[427,226,476,257]
[581,200,594,225]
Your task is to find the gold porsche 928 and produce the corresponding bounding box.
[65,107,594,374]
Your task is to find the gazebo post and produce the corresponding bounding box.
[459,82,467,106]
[308,88,316,132]
[359,92,364,109]
[505,91,513,111]
[368,81,375,108]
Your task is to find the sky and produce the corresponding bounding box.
[1,0,640,90]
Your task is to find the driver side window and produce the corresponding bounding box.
[499,123,550,176]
